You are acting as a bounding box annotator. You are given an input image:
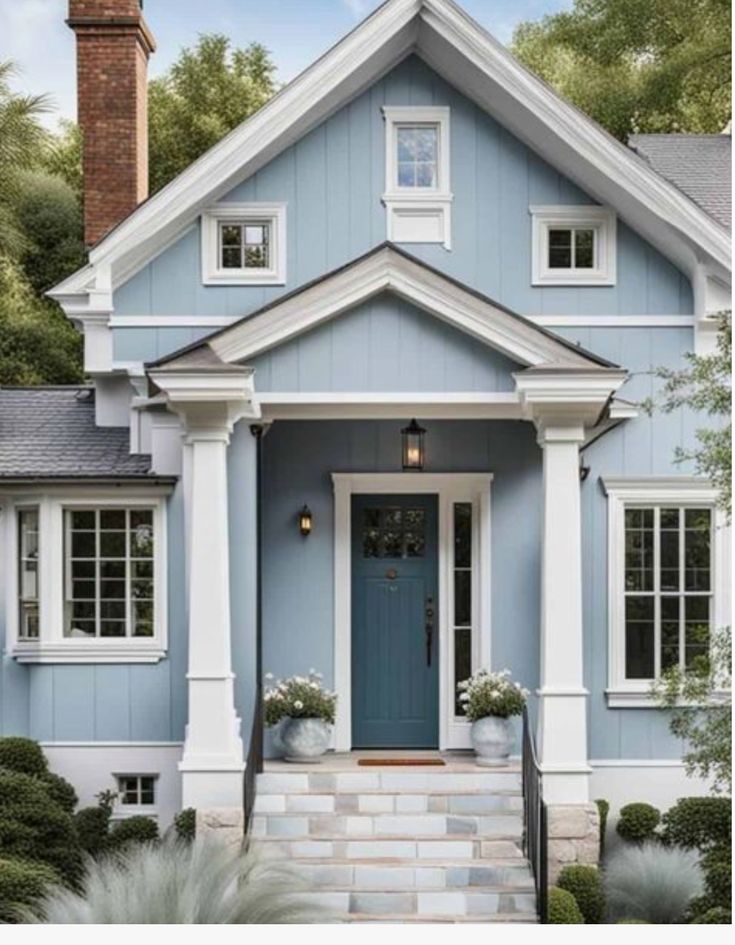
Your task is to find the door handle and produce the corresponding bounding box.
[425,597,434,667]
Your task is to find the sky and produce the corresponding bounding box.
[1,0,571,131]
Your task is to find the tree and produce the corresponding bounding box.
[512,0,731,140]
[148,34,277,194]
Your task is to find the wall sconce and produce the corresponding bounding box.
[298,505,313,537]
[401,418,426,471]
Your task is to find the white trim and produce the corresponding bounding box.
[257,391,523,421]
[382,106,453,248]
[209,245,602,368]
[111,316,238,328]
[603,476,729,702]
[530,205,616,286]
[39,741,184,748]
[590,758,687,768]
[200,203,286,285]
[4,493,168,664]
[331,472,493,752]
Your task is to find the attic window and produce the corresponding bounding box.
[530,206,616,285]
[201,203,286,285]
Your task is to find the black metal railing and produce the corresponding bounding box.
[243,692,263,832]
[522,704,548,923]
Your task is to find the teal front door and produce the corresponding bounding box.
[352,494,439,748]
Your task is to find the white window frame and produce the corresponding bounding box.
[382,107,453,249]
[3,489,168,664]
[604,477,730,707]
[201,203,287,285]
[530,205,616,285]
[115,773,158,808]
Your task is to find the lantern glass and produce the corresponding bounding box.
[299,506,312,536]
[401,419,426,471]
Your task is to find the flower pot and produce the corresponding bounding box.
[470,715,514,767]
[280,717,331,763]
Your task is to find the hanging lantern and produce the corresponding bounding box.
[298,505,313,536]
[401,419,426,471]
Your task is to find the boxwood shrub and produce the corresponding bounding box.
[0,738,48,778]
[75,806,112,856]
[109,815,159,848]
[661,797,731,852]
[548,886,584,924]
[690,907,732,924]
[0,857,59,923]
[616,803,661,843]
[174,807,196,842]
[595,798,609,853]
[42,772,78,815]
[557,865,605,924]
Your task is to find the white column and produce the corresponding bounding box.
[178,423,244,808]
[536,422,590,805]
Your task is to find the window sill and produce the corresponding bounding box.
[202,269,285,287]
[532,271,615,287]
[606,688,657,708]
[10,642,167,664]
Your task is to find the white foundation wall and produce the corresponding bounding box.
[590,760,711,815]
[41,743,184,829]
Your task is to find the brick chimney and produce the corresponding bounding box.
[68,1,156,246]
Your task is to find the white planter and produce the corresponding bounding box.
[280,717,331,763]
[470,715,514,767]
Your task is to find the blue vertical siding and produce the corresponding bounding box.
[112,55,693,367]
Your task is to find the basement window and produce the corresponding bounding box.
[530,206,616,285]
[201,203,286,285]
[117,774,157,806]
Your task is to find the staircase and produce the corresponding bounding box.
[252,756,538,923]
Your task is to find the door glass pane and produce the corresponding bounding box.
[453,502,473,716]
[361,506,426,559]
[454,571,471,627]
[625,596,654,678]
[454,626,471,714]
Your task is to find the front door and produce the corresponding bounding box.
[351,494,439,748]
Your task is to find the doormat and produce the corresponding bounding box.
[357,758,446,766]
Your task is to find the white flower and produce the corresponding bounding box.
[265,672,274,680]
[459,692,470,702]
[293,700,303,710]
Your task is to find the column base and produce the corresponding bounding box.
[180,765,245,809]
[547,803,600,884]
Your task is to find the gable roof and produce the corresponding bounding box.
[629,134,731,230]
[50,0,730,307]
[0,388,160,481]
[148,243,617,375]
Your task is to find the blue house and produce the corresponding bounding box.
[0,0,730,918]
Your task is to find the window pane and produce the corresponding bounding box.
[222,247,241,269]
[220,224,241,247]
[100,621,125,638]
[20,603,39,640]
[625,508,654,591]
[415,162,437,187]
[71,510,95,530]
[397,162,416,187]
[548,229,572,268]
[574,229,594,268]
[72,560,95,579]
[625,596,654,678]
[685,597,710,668]
[685,508,711,591]
[130,521,154,558]
[454,626,471,715]
[454,503,472,568]
[661,596,680,671]
[454,571,471,627]
[244,245,268,268]
[660,508,680,591]
[100,531,126,558]
[396,126,437,189]
[18,510,40,641]
[71,530,96,558]
[100,509,126,530]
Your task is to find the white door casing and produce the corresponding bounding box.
[331,472,493,751]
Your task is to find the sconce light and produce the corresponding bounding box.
[298,505,313,537]
[401,418,426,471]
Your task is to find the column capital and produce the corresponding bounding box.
[514,367,628,432]
[148,367,260,437]
[535,421,586,446]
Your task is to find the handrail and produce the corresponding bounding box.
[522,704,548,924]
[243,692,263,831]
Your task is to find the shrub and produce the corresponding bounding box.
[0,738,48,778]
[456,668,528,721]
[264,671,337,726]
[0,858,59,923]
[616,802,661,843]
[174,808,196,842]
[547,886,584,924]
[690,907,731,924]
[75,806,111,857]
[108,816,159,849]
[23,836,324,923]
[661,797,732,852]
[42,772,78,814]
[604,841,703,923]
[0,769,82,886]
[557,865,605,924]
[595,799,609,853]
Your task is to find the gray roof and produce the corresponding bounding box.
[628,133,731,229]
[0,387,155,480]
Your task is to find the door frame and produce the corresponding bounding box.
[331,472,493,751]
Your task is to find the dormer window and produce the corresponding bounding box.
[382,107,452,249]
[531,206,616,285]
[202,203,286,285]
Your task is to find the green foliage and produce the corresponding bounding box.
[74,807,111,857]
[42,773,78,815]
[264,671,337,726]
[661,797,732,852]
[0,857,59,923]
[0,256,83,384]
[595,798,609,853]
[22,836,324,923]
[0,768,82,885]
[108,816,159,849]
[547,886,584,923]
[13,170,84,293]
[512,0,731,141]
[604,841,704,923]
[617,919,649,923]
[456,668,528,721]
[42,120,82,201]
[616,802,661,843]
[557,865,605,924]
[0,738,48,778]
[174,808,196,842]
[690,906,731,923]
[148,34,277,194]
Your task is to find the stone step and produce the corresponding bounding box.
[252,812,523,839]
[254,835,522,859]
[288,859,533,889]
[344,912,536,923]
[257,770,521,795]
[295,888,538,918]
[254,791,523,815]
